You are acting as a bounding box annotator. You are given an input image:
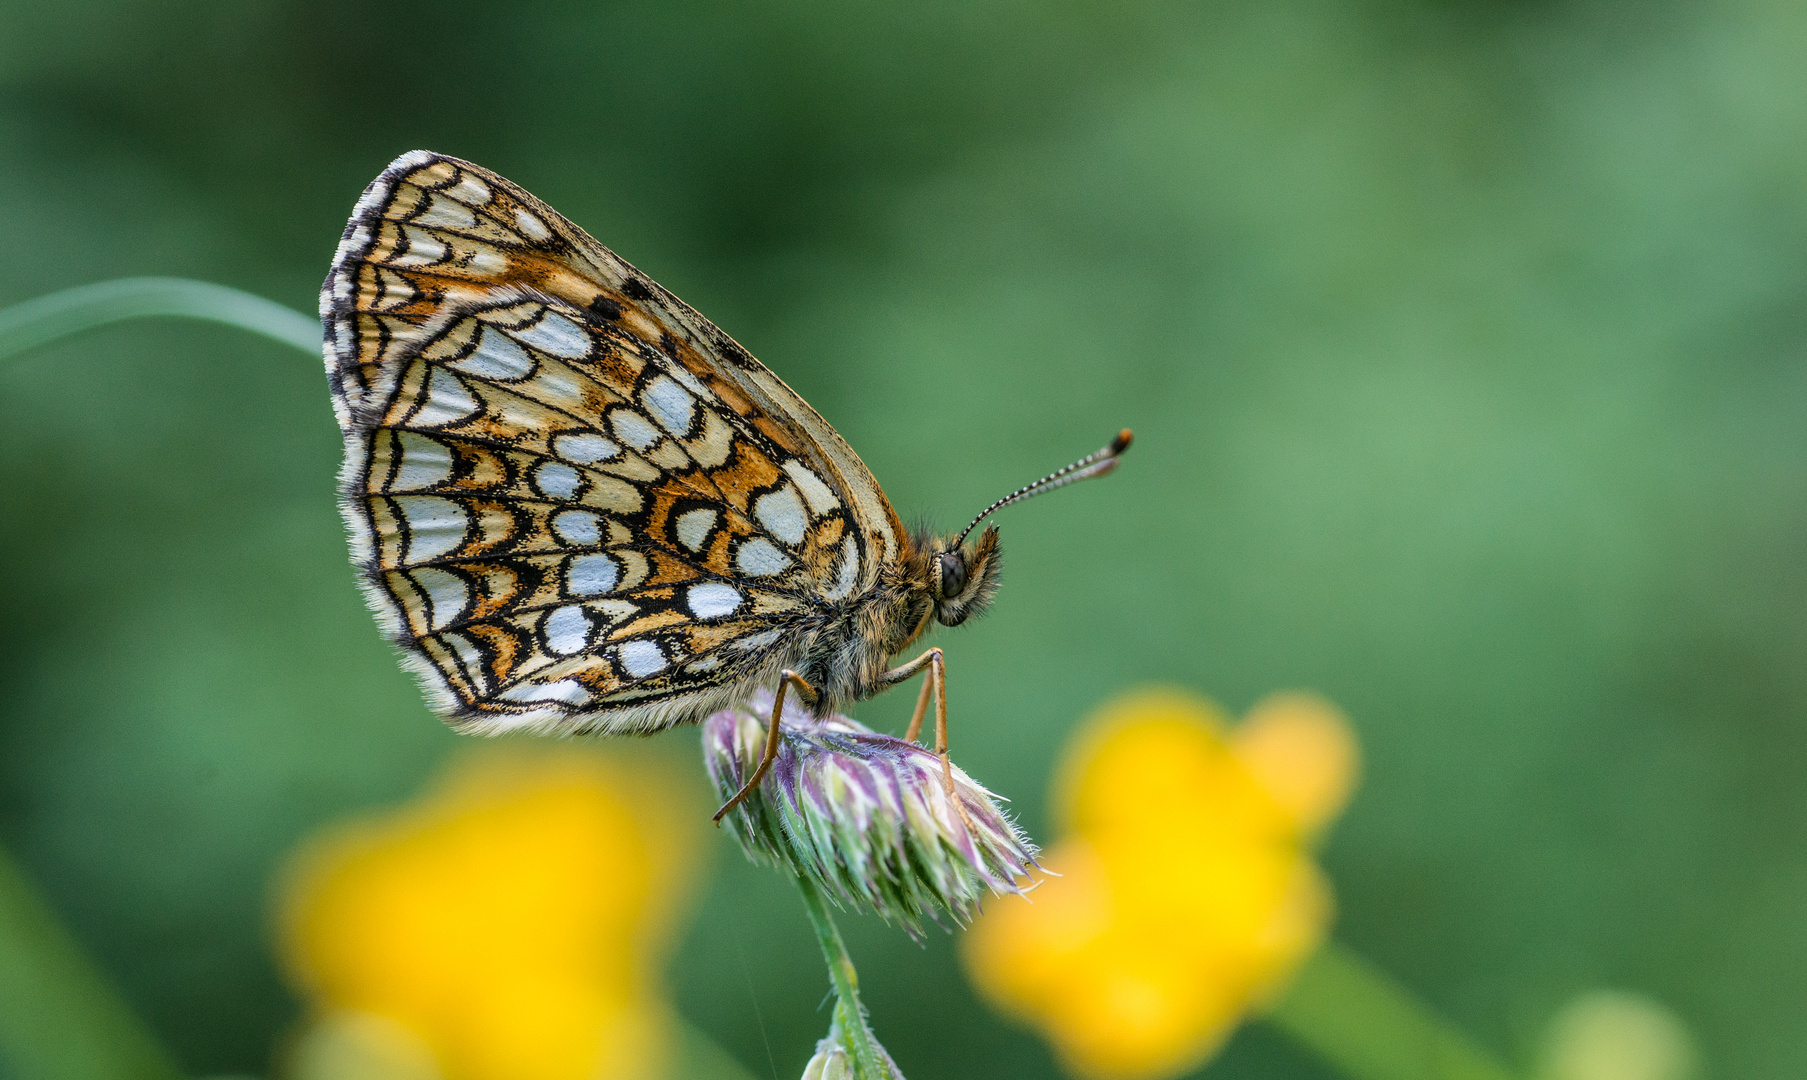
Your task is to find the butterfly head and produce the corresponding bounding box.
[928,525,1002,627]
[917,428,1133,630]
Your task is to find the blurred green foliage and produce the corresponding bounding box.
[2,1,1805,1077]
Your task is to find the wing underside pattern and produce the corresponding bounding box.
[321,152,898,734]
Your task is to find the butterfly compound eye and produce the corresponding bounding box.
[937,552,968,599]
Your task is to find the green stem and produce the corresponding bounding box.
[1264,941,1520,1080]
[0,277,319,363]
[0,844,185,1080]
[795,875,889,1080]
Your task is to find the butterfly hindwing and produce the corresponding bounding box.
[324,152,890,734]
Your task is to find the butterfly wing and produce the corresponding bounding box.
[322,151,905,735]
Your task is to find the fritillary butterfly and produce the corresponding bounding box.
[322,151,1130,813]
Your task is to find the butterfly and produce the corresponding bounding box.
[322,151,1130,816]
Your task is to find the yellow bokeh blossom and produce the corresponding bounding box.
[275,746,700,1080]
[961,688,1359,1080]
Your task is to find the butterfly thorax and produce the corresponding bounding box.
[789,524,1001,713]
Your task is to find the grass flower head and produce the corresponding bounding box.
[704,689,1037,936]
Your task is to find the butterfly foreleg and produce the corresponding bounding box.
[882,648,954,796]
[905,674,934,746]
[712,669,817,824]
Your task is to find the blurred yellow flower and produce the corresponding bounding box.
[275,746,700,1080]
[961,688,1359,1080]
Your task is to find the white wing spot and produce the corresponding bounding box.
[393,227,447,267]
[566,553,619,596]
[735,538,791,577]
[783,461,842,515]
[514,207,550,240]
[642,375,696,436]
[664,364,709,398]
[396,496,469,563]
[618,639,668,678]
[543,605,593,656]
[610,410,661,450]
[512,311,590,358]
[414,196,477,231]
[754,485,807,546]
[687,582,743,619]
[413,368,479,427]
[824,533,861,602]
[392,432,453,490]
[534,461,583,501]
[411,567,470,630]
[445,175,492,205]
[552,433,620,464]
[466,248,507,276]
[499,679,591,706]
[552,510,603,546]
[689,410,733,468]
[450,327,536,381]
[675,508,717,552]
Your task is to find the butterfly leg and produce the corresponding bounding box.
[713,669,816,824]
[903,667,935,745]
[883,648,955,796]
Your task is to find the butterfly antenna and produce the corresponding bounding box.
[954,429,1133,547]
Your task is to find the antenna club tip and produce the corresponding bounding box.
[1111,428,1134,454]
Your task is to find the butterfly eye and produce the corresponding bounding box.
[937,552,968,598]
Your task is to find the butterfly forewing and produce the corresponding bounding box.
[324,151,898,734]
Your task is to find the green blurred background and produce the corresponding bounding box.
[2,0,1805,1076]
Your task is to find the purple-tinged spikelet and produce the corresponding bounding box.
[704,690,1038,936]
